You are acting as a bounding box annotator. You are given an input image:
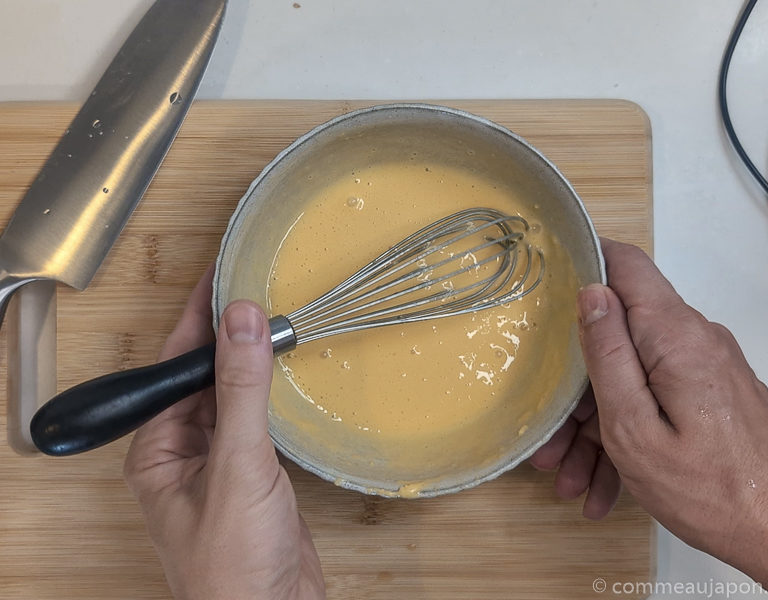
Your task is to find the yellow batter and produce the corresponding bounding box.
[267,160,579,452]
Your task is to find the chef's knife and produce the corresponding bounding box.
[0,0,228,325]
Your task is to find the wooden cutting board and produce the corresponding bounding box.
[0,100,653,600]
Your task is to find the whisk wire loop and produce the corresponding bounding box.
[289,229,523,333]
[282,208,545,345]
[289,209,522,321]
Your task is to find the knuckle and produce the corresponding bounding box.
[601,407,639,448]
[556,470,589,499]
[642,313,724,375]
[587,339,643,388]
[618,242,648,262]
[596,344,634,375]
[707,321,739,350]
[601,413,632,446]
[216,360,260,390]
[604,239,647,264]
[667,330,705,364]
[590,329,634,364]
[701,335,733,367]
[673,321,731,368]
[699,322,749,379]
[600,400,661,452]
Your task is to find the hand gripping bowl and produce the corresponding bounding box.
[212,104,605,498]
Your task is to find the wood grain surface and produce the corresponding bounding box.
[0,100,653,599]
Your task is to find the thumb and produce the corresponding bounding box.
[577,284,658,426]
[211,300,276,468]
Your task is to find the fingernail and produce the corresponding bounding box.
[224,301,263,343]
[578,284,609,325]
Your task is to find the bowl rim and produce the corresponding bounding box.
[213,102,606,497]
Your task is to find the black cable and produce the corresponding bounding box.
[718,0,768,195]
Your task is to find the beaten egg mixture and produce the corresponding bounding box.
[266,160,579,445]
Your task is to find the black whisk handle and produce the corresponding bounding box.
[30,316,297,457]
[30,343,216,456]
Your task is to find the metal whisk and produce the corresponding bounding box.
[31,207,544,456]
[271,207,544,352]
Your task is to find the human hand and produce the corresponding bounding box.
[123,266,325,600]
[529,385,620,520]
[538,239,768,583]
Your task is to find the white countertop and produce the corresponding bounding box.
[1,1,766,597]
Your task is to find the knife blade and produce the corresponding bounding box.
[0,0,228,325]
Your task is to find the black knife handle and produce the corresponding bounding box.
[30,342,216,456]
